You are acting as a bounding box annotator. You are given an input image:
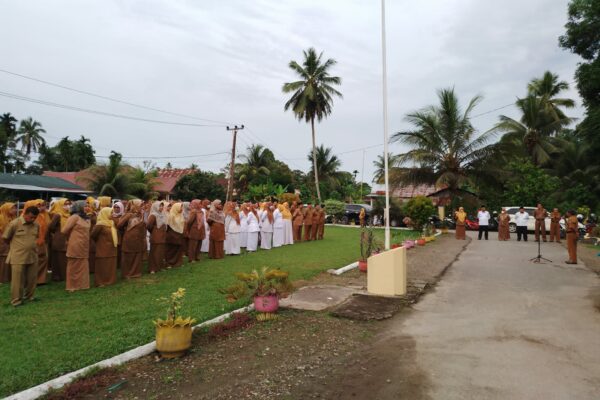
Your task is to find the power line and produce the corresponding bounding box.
[95,150,230,160]
[0,90,227,127]
[0,68,232,125]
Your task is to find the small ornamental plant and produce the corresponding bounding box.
[219,267,294,303]
[154,288,196,328]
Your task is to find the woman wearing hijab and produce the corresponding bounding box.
[455,207,467,240]
[91,207,118,286]
[207,200,226,259]
[224,202,241,255]
[186,200,206,262]
[498,208,511,241]
[260,202,274,250]
[166,202,185,268]
[246,204,260,252]
[48,199,72,281]
[62,200,91,292]
[111,201,125,268]
[0,202,17,284]
[147,201,168,273]
[282,202,294,245]
[86,198,98,275]
[272,203,284,248]
[239,203,249,249]
[117,199,146,279]
[200,199,211,254]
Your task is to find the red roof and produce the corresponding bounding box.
[43,171,86,186]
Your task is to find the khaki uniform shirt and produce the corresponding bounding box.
[3,217,39,265]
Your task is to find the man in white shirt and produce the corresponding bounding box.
[514,206,530,242]
[477,206,491,240]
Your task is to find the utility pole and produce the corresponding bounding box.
[226,125,244,202]
[381,0,391,250]
[361,149,366,201]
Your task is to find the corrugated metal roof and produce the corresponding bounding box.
[0,173,90,192]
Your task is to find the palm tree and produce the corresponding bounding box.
[237,144,273,190]
[307,145,342,189]
[0,113,18,171]
[391,88,497,192]
[493,95,571,166]
[282,48,342,204]
[16,117,46,155]
[525,71,575,123]
[79,151,131,198]
[372,153,403,184]
[128,167,159,200]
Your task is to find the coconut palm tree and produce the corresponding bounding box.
[16,117,46,155]
[493,95,571,166]
[372,153,404,184]
[282,48,342,204]
[391,88,498,192]
[307,145,342,189]
[237,144,273,190]
[525,71,575,124]
[79,151,132,198]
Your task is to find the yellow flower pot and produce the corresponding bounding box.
[429,235,436,241]
[156,325,193,359]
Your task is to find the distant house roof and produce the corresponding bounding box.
[43,171,86,186]
[0,173,91,193]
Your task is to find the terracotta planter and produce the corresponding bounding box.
[358,260,368,272]
[417,239,426,246]
[156,325,193,359]
[254,295,279,313]
[392,243,400,249]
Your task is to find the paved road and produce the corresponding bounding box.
[391,232,600,399]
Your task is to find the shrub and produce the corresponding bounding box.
[403,196,435,230]
[324,199,344,223]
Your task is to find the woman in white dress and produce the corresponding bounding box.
[200,199,210,253]
[246,204,260,252]
[260,203,274,250]
[239,204,248,248]
[272,204,284,248]
[224,202,241,255]
[282,202,294,246]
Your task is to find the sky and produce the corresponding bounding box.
[0,0,584,186]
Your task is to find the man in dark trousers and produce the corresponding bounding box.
[515,207,530,242]
[477,206,491,240]
[3,206,40,307]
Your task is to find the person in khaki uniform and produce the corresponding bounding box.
[292,204,304,242]
[534,203,547,242]
[317,206,326,240]
[0,202,17,284]
[62,201,91,292]
[117,199,146,279]
[186,200,206,262]
[565,210,579,264]
[147,201,167,273]
[3,206,40,306]
[549,208,562,243]
[311,205,321,240]
[303,204,314,241]
[90,207,118,287]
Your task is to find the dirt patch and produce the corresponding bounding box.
[49,234,468,400]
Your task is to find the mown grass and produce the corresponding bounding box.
[0,226,418,397]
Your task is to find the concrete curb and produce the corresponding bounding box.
[6,305,255,400]
[329,261,359,275]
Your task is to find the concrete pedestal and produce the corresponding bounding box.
[367,246,407,296]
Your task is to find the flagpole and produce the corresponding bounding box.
[381,0,391,250]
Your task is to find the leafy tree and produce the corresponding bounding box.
[391,88,497,192]
[500,160,561,207]
[172,171,226,201]
[16,117,46,155]
[559,0,600,153]
[283,47,343,204]
[245,179,288,202]
[36,135,96,171]
[403,196,435,230]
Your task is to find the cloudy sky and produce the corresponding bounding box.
[0,0,583,185]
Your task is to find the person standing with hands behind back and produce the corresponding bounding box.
[3,206,40,307]
[515,207,530,242]
[477,206,491,240]
[565,210,579,264]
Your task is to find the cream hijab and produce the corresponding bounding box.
[168,202,185,234]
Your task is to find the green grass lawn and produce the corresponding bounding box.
[0,226,417,397]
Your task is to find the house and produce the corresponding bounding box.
[366,183,439,205]
[0,173,91,201]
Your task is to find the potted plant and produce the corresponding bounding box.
[220,267,294,320]
[154,288,196,359]
[359,226,381,272]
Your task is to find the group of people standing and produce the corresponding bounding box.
[0,196,326,307]
[453,204,580,264]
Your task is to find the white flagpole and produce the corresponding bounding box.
[381,0,391,250]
